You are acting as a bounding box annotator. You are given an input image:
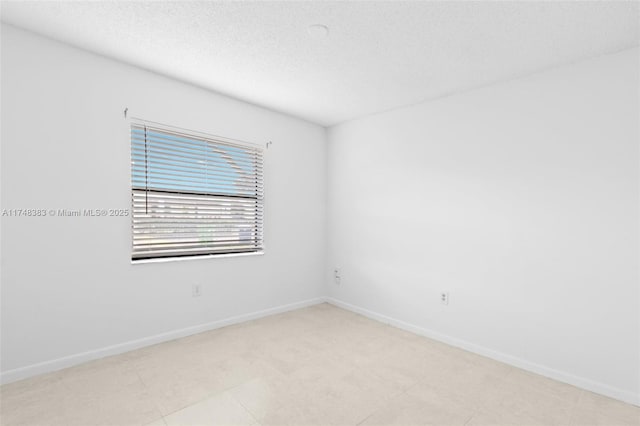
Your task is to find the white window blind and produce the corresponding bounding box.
[131,123,264,261]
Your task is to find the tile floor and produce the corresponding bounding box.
[1,303,638,426]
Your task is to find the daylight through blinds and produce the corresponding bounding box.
[131,123,264,260]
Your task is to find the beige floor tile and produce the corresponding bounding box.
[505,368,583,405]
[61,387,162,426]
[209,352,283,390]
[335,367,405,402]
[570,407,640,426]
[407,376,507,414]
[144,418,168,426]
[300,303,362,327]
[132,338,279,415]
[260,402,332,426]
[466,409,550,426]
[258,334,329,375]
[364,357,430,391]
[231,357,402,425]
[360,392,474,426]
[1,357,162,426]
[414,352,512,412]
[576,391,640,425]
[285,354,353,391]
[495,383,575,425]
[0,378,70,426]
[306,367,407,424]
[227,373,304,422]
[163,391,257,426]
[261,391,381,426]
[135,358,227,416]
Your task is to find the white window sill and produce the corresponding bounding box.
[131,251,264,265]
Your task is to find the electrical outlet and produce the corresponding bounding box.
[192,284,203,297]
[334,268,341,285]
[440,291,449,305]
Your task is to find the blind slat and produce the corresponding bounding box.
[132,191,262,205]
[131,147,263,171]
[132,175,261,193]
[131,136,263,168]
[131,124,257,152]
[131,162,262,185]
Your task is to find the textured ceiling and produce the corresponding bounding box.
[1,1,638,126]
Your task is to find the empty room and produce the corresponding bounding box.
[0,1,638,425]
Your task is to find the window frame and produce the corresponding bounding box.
[129,119,265,263]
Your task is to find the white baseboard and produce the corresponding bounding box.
[0,297,326,385]
[326,297,640,407]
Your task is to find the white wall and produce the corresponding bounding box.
[327,48,639,404]
[0,25,326,378]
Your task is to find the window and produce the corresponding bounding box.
[131,122,264,261]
